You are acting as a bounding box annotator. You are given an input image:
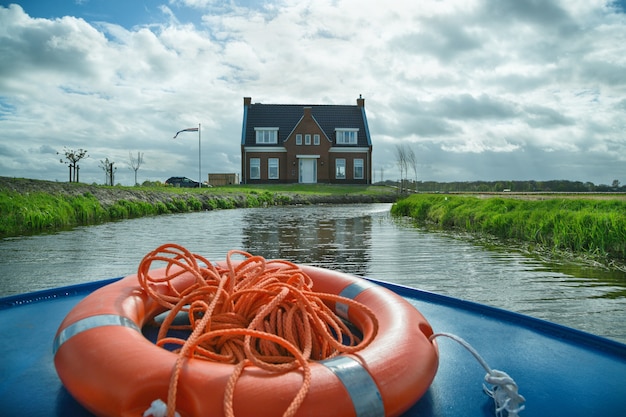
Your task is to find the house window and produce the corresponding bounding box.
[354,159,364,179]
[250,158,260,179]
[336,129,358,145]
[268,158,279,179]
[296,134,302,145]
[255,128,278,144]
[335,159,346,179]
[314,134,320,145]
[305,134,311,145]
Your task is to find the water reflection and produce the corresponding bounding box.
[241,206,373,276]
[0,203,625,343]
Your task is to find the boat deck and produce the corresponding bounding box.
[1,277,625,416]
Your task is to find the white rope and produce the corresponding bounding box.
[430,332,526,417]
[143,399,181,417]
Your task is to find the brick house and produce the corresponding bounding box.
[240,96,372,184]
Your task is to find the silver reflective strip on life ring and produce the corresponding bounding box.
[336,280,377,320]
[53,314,140,355]
[321,355,385,417]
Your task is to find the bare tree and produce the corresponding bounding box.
[99,158,116,186]
[129,151,144,186]
[395,144,408,193]
[406,146,418,192]
[58,147,89,183]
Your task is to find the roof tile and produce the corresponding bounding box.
[243,103,369,146]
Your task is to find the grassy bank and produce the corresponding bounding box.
[391,194,626,263]
[0,177,397,238]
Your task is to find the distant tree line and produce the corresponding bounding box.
[376,179,625,193]
[390,145,624,193]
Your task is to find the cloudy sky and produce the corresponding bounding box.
[1,0,625,186]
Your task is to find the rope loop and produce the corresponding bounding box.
[138,245,379,417]
[430,332,526,417]
[483,369,526,417]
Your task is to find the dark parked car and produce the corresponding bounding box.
[165,177,200,188]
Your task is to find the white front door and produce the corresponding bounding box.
[299,159,317,183]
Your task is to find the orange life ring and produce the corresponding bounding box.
[53,263,438,417]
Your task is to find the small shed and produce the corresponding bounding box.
[208,173,239,186]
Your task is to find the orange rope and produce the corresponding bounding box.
[137,244,379,417]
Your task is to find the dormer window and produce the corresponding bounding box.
[336,128,358,145]
[255,128,278,144]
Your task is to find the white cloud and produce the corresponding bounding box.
[0,1,625,185]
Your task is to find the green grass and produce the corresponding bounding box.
[0,191,107,236]
[0,180,397,237]
[3,178,624,265]
[392,194,626,262]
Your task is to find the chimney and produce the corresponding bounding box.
[243,97,251,106]
[303,107,312,118]
[356,94,364,108]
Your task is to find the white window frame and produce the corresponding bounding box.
[335,158,346,180]
[313,134,320,145]
[268,158,279,180]
[354,158,364,179]
[335,128,358,145]
[255,128,278,144]
[296,134,302,145]
[305,134,311,145]
[250,158,260,179]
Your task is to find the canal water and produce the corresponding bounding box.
[1,203,625,344]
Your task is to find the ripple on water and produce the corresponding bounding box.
[0,203,625,344]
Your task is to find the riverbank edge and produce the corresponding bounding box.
[0,177,399,238]
[391,193,626,269]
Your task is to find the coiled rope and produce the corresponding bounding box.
[137,244,379,417]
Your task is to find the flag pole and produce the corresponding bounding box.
[173,125,202,187]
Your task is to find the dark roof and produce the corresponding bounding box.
[241,103,371,147]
